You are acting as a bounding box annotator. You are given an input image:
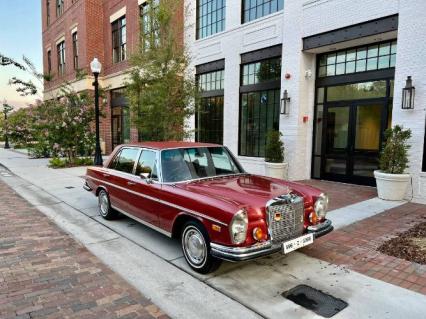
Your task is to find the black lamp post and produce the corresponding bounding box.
[90,58,103,166]
[2,103,13,149]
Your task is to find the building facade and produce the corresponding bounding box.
[42,0,178,154]
[185,0,426,203]
[42,0,426,203]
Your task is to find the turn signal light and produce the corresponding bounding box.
[253,227,264,241]
[309,212,318,225]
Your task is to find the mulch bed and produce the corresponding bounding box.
[378,220,426,265]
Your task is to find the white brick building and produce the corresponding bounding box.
[185,0,426,203]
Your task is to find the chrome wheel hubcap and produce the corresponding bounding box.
[99,192,109,216]
[183,228,206,266]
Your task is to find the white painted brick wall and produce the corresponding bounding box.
[184,0,426,202]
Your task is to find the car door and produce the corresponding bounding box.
[106,147,140,212]
[125,149,164,227]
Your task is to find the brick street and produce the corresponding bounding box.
[0,180,169,319]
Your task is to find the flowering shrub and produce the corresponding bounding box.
[7,107,33,147]
[27,87,97,161]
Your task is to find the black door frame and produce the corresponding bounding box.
[312,76,394,186]
[321,97,390,186]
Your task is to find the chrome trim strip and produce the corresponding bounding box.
[87,176,228,226]
[111,204,172,237]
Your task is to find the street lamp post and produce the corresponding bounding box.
[90,58,103,166]
[2,103,13,149]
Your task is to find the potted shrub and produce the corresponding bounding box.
[264,130,288,179]
[374,125,411,201]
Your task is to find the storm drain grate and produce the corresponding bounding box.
[282,285,348,318]
[65,186,75,189]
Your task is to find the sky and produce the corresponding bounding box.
[0,0,42,109]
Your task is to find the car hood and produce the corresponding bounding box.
[175,174,307,211]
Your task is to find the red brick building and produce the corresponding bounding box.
[41,0,182,154]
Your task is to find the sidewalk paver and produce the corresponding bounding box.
[0,180,169,319]
[303,202,426,295]
[298,179,377,211]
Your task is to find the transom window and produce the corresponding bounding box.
[112,16,127,63]
[198,70,224,92]
[140,0,160,51]
[318,40,397,78]
[242,0,284,24]
[196,0,226,39]
[241,57,281,85]
[57,41,66,76]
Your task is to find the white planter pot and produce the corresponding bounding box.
[265,162,288,180]
[374,170,410,201]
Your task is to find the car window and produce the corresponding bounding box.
[184,148,213,178]
[113,148,139,174]
[135,150,158,180]
[161,149,193,183]
[210,147,238,174]
[161,147,243,183]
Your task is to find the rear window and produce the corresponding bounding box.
[110,148,139,174]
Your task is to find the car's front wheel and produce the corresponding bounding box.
[98,189,118,220]
[181,221,221,274]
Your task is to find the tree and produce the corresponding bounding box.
[379,125,412,174]
[125,0,198,141]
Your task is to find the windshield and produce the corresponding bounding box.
[161,147,243,183]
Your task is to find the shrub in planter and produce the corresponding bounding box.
[264,130,287,179]
[374,125,412,201]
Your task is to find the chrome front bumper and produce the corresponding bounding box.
[210,219,333,262]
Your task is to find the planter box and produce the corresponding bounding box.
[374,170,410,201]
[265,162,288,180]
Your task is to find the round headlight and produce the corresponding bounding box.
[230,209,248,244]
[314,193,329,219]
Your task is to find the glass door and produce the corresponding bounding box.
[323,100,388,185]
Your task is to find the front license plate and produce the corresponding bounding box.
[282,233,314,254]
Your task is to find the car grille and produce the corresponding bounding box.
[266,193,304,244]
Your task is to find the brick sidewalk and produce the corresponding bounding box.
[297,179,377,211]
[303,202,426,295]
[0,180,169,319]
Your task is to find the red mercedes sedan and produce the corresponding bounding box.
[84,142,333,273]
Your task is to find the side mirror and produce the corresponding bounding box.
[140,173,153,184]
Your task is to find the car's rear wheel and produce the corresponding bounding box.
[181,220,221,274]
[98,189,118,220]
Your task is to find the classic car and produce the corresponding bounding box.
[84,141,333,274]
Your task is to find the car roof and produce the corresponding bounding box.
[119,141,222,150]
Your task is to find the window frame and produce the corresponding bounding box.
[47,49,52,75]
[238,54,282,158]
[196,0,226,40]
[241,0,284,24]
[72,32,78,70]
[135,149,160,180]
[46,0,51,25]
[56,0,64,17]
[140,0,160,51]
[112,16,127,64]
[57,41,66,77]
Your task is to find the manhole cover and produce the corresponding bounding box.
[282,285,348,318]
[65,186,75,189]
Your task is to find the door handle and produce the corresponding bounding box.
[127,181,137,186]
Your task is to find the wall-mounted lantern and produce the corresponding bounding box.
[402,76,415,110]
[280,90,291,115]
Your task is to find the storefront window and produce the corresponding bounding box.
[196,68,224,144]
